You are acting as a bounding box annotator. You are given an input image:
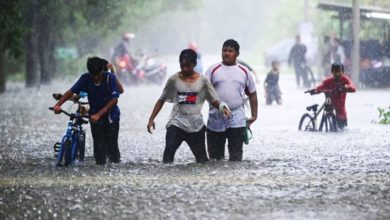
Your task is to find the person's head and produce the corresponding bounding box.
[101,58,109,71]
[179,49,197,74]
[222,39,240,65]
[188,41,198,51]
[295,35,301,43]
[331,62,344,79]
[123,32,135,42]
[271,60,279,72]
[87,57,106,79]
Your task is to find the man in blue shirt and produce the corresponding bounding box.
[53,57,121,165]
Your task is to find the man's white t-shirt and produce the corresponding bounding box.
[205,62,256,132]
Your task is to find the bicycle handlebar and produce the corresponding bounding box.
[49,107,89,119]
[52,93,89,105]
[305,87,346,95]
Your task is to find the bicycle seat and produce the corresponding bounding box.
[306,104,319,112]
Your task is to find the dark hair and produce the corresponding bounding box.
[179,49,197,64]
[223,39,240,52]
[271,60,279,65]
[87,57,106,75]
[331,62,344,72]
[101,58,109,71]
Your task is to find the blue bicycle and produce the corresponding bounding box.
[49,93,89,166]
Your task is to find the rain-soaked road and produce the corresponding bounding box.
[1,61,390,219]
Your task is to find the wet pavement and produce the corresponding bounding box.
[1,68,390,219]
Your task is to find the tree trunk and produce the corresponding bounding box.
[25,0,40,88]
[39,15,56,85]
[0,51,5,93]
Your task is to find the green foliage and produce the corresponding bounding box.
[377,107,390,124]
[56,57,87,81]
[0,0,27,58]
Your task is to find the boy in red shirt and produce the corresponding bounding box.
[311,63,356,129]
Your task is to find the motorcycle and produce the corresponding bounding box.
[114,54,139,85]
[133,54,167,85]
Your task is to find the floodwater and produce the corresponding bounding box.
[1,61,390,219]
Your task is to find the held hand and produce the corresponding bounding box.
[306,89,316,95]
[90,113,101,123]
[53,105,61,114]
[247,116,257,126]
[147,120,155,134]
[222,107,232,119]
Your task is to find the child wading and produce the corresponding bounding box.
[310,62,356,129]
[264,60,282,105]
[53,57,122,165]
[147,49,231,163]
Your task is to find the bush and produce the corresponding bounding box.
[377,107,390,124]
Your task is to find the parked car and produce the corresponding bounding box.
[264,39,295,67]
[264,38,317,67]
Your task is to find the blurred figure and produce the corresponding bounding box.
[331,38,346,65]
[112,32,136,74]
[320,35,332,78]
[288,35,308,88]
[188,41,203,74]
[264,60,282,105]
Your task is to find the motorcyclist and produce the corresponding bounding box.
[113,32,136,72]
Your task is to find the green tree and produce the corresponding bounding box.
[0,0,26,93]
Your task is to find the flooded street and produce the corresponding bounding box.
[1,62,390,219]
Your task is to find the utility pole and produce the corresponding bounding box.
[351,0,360,86]
[304,0,309,22]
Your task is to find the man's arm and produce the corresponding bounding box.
[288,46,294,65]
[147,99,165,134]
[210,100,232,119]
[90,98,118,123]
[247,91,258,126]
[53,90,74,113]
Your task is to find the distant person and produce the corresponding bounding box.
[264,60,282,105]
[52,57,122,165]
[331,38,346,64]
[288,35,308,88]
[320,35,332,78]
[188,41,203,74]
[309,62,356,129]
[112,32,136,72]
[205,39,258,161]
[147,49,231,163]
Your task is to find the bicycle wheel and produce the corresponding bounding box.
[62,139,72,166]
[78,131,86,162]
[298,113,315,131]
[319,113,337,132]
